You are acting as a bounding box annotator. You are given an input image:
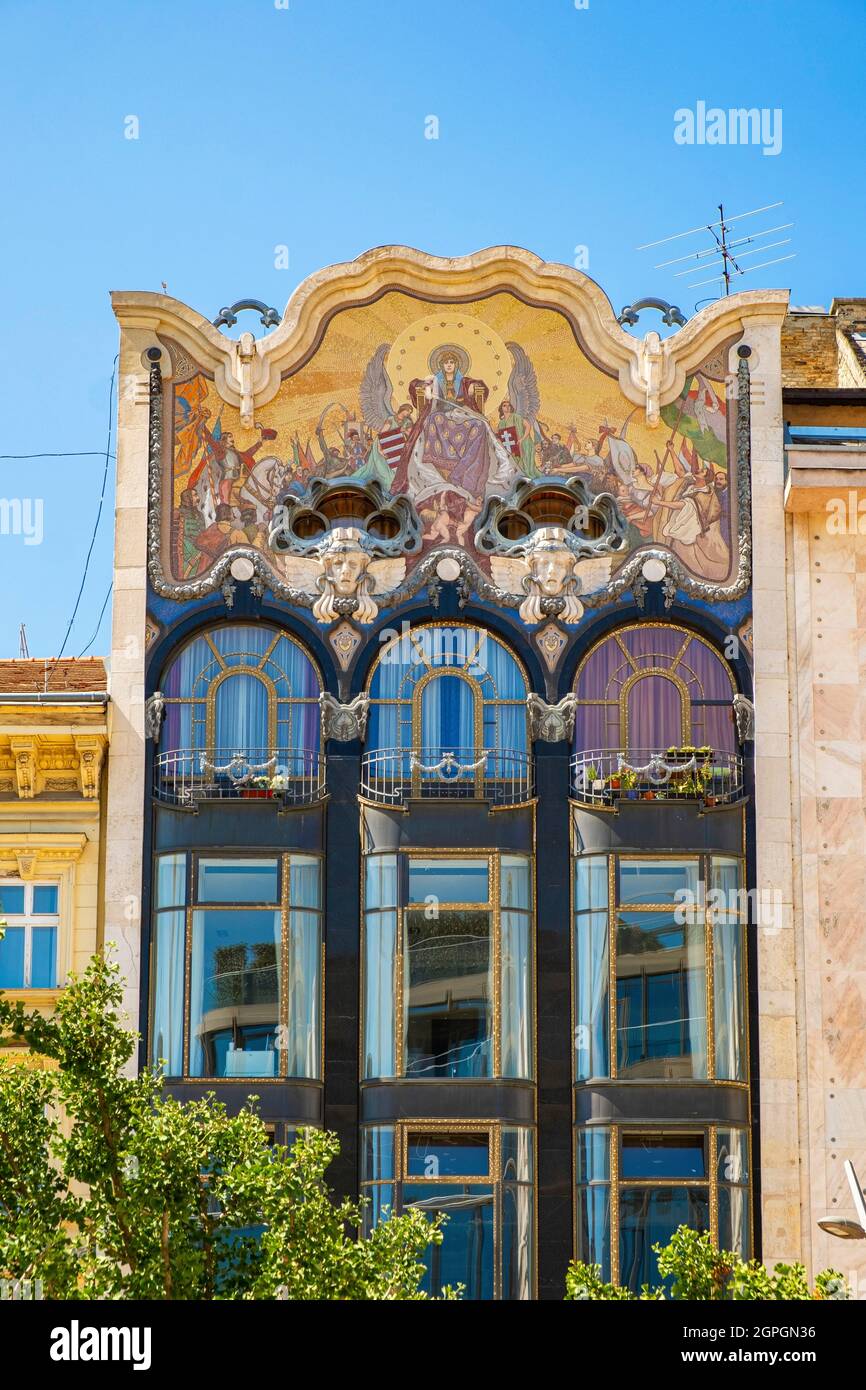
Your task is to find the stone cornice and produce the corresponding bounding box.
[111,244,789,426]
[0,732,107,800]
[0,832,89,879]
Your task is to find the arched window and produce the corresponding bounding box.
[364,624,530,802]
[160,624,321,757]
[573,623,736,756]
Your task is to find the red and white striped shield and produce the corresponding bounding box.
[377,428,406,463]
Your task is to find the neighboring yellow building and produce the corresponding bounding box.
[0,658,108,1052]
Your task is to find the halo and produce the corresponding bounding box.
[428,342,471,376]
[387,311,510,407]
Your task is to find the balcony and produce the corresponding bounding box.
[154,747,326,810]
[571,748,743,809]
[360,746,534,809]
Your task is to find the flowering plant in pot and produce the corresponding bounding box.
[620,769,639,799]
[242,775,273,800]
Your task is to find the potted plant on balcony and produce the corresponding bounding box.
[241,775,273,800]
[269,771,290,802]
[620,768,639,800]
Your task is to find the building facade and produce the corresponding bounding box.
[0,659,108,1061]
[779,300,866,1287]
[102,246,864,1298]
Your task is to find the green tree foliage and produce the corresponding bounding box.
[565,1226,850,1301]
[0,954,452,1300]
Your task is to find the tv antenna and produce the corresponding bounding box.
[637,201,795,304]
[18,623,30,659]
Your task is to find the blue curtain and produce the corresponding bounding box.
[160,625,321,756]
[420,673,476,751]
[214,672,270,752]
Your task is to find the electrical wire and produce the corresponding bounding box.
[44,356,118,685]
[76,582,113,658]
[0,451,117,460]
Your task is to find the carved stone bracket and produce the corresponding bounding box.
[72,736,106,800]
[145,691,166,743]
[526,692,578,743]
[639,330,664,426]
[6,736,106,800]
[0,834,89,880]
[10,739,36,799]
[319,691,370,743]
[733,693,755,744]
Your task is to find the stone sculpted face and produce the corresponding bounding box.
[518,526,583,625]
[532,541,576,596]
[323,539,369,596]
[312,526,378,625]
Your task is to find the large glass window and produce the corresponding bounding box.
[573,856,609,1080]
[159,623,321,759]
[575,1125,750,1294]
[361,1122,535,1300]
[0,880,59,989]
[573,849,747,1083]
[572,622,738,755]
[150,852,322,1080]
[363,851,533,1080]
[363,624,529,801]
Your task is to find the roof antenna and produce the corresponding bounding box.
[637,201,796,309]
[18,623,29,659]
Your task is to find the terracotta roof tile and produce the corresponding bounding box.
[0,658,108,696]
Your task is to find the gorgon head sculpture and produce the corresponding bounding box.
[311,526,379,625]
[516,525,584,625]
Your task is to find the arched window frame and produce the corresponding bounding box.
[366,621,529,753]
[160,623,323,757]
[365,622,530,798]
[572,622,737,755]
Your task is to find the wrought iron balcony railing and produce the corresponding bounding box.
[154,747,326,809]
[360,746,534,809]
[571,748,743,808]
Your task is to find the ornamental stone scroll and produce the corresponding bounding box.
[319,691,370,743]
[526,692,578,743]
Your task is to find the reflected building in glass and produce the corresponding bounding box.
[101,248,859,1297]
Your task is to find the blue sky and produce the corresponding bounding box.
[1,0,863,659]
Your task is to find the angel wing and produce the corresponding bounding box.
[359,344,396,431]
[506,342,541,424]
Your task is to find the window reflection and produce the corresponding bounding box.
[363,851,533,1081]
[407,858,488,904]
[406,1185,495,1300]
[619,1187,710,1290]
[361,1124,535,1300]
[620,1133,705,1180]
[574,848,749,1084]
[575,1126,750,1294]
[405,907,492,1077]
[616,911,706,1079]
[197,858,279,904]
[150,851,321,1080]
[190,907,281,1078]
[407,1131,489,1178]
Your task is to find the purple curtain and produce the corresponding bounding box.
[626,674,683,754]
[575,626,737,755]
